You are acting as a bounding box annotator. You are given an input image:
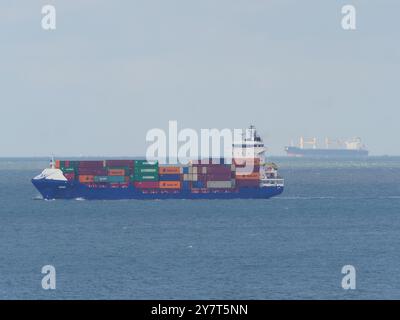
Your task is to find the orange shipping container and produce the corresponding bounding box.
[235,172,260,180]
[159,166,181,174]
[159,181,181,189]
[108,169,126,176]
[79,175,95,183]
[55,160,60,169]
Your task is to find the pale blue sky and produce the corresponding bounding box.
[0,0,399,156]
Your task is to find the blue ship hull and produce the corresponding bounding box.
[32,179,284,200]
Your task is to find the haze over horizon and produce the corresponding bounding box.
[1,1,399,157]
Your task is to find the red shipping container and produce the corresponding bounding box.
[134,181,159,188]
[64,173,75,181]
[236,180,260,187]
[206,166,231,174]
[105,160,134,167]
[206,173,232,181]
[78,168,108,175]
[78,161,104,168]
[197,173,232,181]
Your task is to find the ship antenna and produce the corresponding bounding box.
[50,155,55,169]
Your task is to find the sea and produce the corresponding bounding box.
[0,157,399,299]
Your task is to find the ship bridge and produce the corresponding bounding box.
[232,125,266,159]
[232,125,284,188]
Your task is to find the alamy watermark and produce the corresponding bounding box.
[40,4,357,31]
[341,265,356,290]
[41,265,56,290]
[41,5,56,30]
[145,121,256,166]
[341,5,356,30]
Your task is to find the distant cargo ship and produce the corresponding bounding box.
[32,126,284,200]
[285,137,369,158]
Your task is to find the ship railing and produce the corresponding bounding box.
[260,178,284,187]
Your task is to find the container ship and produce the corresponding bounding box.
[285,137,369,158]
[32,126,284,200]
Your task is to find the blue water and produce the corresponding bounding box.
[1,157,400,299]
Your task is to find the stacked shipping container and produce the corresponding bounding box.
[54,158,261,191]
[188,160,235,189]
[56,160,132,187]
[158,166,181,190]
[133,161,159,188]
[233,157,261,187]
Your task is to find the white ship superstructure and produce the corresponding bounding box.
[233,125,283,187]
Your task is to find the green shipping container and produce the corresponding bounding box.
[61,167,76,173]
[134,167,158,174]
[134,160,158,167]
[108,176,126,183]
[94,176,126,183]
[130,173,158,181]
[133,171,158,177]
[60,161,80,169]
[68,161,80,168]
[134,176,159,182]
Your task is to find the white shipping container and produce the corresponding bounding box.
[184,173,197,181]
[206,181,232,188]
[189,167,198,174]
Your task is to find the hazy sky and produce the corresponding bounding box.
[1,0,399,156]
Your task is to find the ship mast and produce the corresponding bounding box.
[50,155,55,169]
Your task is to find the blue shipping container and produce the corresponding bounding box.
[159,174,181,181]
[192,181,205,188]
